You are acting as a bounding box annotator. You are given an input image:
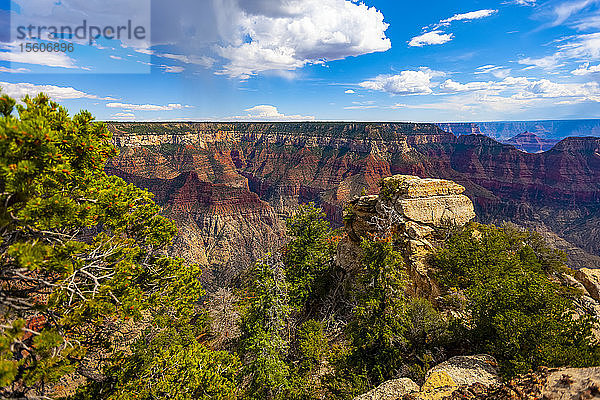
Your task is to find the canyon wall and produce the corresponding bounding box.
[106,122,600,278]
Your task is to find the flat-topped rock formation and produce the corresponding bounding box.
[341,175,476,299]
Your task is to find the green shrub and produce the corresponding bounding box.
[432,223,600,377]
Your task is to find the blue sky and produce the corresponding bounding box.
[1,0,600,122]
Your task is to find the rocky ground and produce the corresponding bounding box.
[354,355,600,400]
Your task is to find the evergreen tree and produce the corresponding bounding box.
[283,204,335,310]
[346,238,408,384]
[0,91,237,398]
[240,254,291,400]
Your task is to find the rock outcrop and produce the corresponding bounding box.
[444,366,600,399]
[341,175,476,299]
[576,268,600,303]
[352,355,500,400]
[354,378,420,400]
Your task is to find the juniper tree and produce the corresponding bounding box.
[0,91,238,398]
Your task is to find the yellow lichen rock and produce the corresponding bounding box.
[415,371,458,400]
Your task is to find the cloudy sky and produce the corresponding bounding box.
[1,0,600,122]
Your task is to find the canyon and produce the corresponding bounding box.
[438,119,600,141]
[106,122,600,286]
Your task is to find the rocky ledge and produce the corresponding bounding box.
[354,355,600,400]
[340,175,476,299]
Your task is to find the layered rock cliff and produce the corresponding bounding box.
[106,122,600,274]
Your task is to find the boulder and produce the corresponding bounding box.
[400,355,501,400]
[354,378,419,400]
[575,268,600,302]
[424,355,501,388]
[542,367,600,399]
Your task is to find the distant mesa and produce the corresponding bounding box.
[502,131,559,153]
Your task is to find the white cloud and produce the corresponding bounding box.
[572,11,600,30]
[345,89,355,94]
[0,81,105,100]
[551,0,599,26]
[474,65,511,78]
[106,102,188,111]
[409,31,454,47]
[517,33,600,73]
[359,69,439,95]
[215,0,391,79]
[0,43,78,69]
[572,62,600,75]
[111,112,136,120]
[159,65,185,73]
[344,105,378,110]
[230,105,315,121]
[409,9,497,48]
[518,55,562,69]
[157,53,215,68]
[110,55,123,60]
[438,9,498,26]
[0,67,30,73]
[559,32,600,60]
[509,0,537,5]
[439,76,600,103]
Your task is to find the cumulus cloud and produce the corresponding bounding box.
[439,76,600,103]
[359,69,441,95]
[572,62,600,75]
[106,102,188,111]
[0,81,108,100]
[345,89,355,94]
[230,105,315,121]
[409,31,454,47]
[215,0,391,79]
